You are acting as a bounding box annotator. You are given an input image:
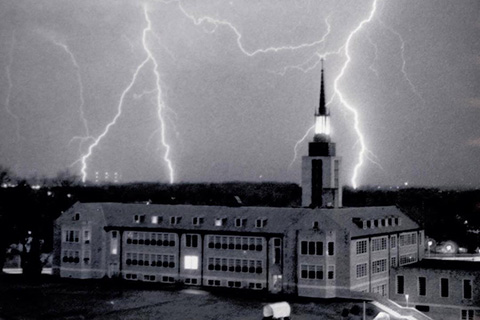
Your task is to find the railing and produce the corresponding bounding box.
[338,291,433,320]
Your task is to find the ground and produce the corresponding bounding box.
[0,274,386,320]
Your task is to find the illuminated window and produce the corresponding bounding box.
[151,216,158,224]
[184,255,198,270]
[111,231,118,255]
[215,218,226,226]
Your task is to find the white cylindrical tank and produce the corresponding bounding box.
[263,302,291,319]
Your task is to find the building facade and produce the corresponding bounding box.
[53,66,424,300]
[390,260,480,320]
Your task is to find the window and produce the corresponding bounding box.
[371,237,387,252]
[391,257,397,267]
[356,240,367,254]
[312,221,319,229]
[255,218,267,228]
[300,241,323,255]
[134,214,145,223]
[300,264,323,280]
[418,277,426,296]
[327,265,335,279]
[192,217,204,226]
[396,275,404,294]
[463,279,472,299]
[390,235,397,249]
[73,213,80,221]
[273,238,282,264]
[399,253,417,265]
[400,233,417,246]
[83,250,91,265]
[170,216,181,225]
[327,242,334,255]
[235,218,247,227]
[83,230,90,244]
[111,231,118,255]
[371,259,387,274]
[184,255,198,270]
[186,234,198,248]
[461,310,474,320]
[440,278,449,298]
[356,263,367,279]
[64,230,80,243]
[215,218,226,226]
[151,216,160,224]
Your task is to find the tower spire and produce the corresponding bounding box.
[319,59,326,116]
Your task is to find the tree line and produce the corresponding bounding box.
[0,166,479,277]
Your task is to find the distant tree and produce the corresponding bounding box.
[53,169,80,187]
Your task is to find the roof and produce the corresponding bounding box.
[61,202,419,237]
[400,259,480,271]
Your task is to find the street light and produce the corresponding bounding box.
[427,240,433,257]
[405,294,409,308]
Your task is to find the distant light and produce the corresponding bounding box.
[47,191,53,196]
[427,241,433,246]
[67,194,72,198]
[404,182,408,186]
[31,185,41,190]
[184,255,198,270]
[446,245,452,251]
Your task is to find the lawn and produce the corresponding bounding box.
[0,274,381,320]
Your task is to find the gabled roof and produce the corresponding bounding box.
[324,206,420,238]
[61,202,420,237]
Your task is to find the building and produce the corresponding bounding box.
[390,260,480,319]
[53,66,425,299]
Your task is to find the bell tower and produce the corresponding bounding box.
[301,62,342,208]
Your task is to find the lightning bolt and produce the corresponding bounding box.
[169,0,333,57]
[379,19,425,105]
[75,4,175,184]
[171,0,383,188]
[143,5,175,184]
[49,39,93,150]
[332,0,379,189]
[365,32,379,77]
[3,32,22,141]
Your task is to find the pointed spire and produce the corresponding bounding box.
[319,59,326,116]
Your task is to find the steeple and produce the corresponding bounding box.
[301,62,342,208]
[318,59,326,116]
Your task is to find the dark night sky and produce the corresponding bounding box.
[0,0,479,187]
